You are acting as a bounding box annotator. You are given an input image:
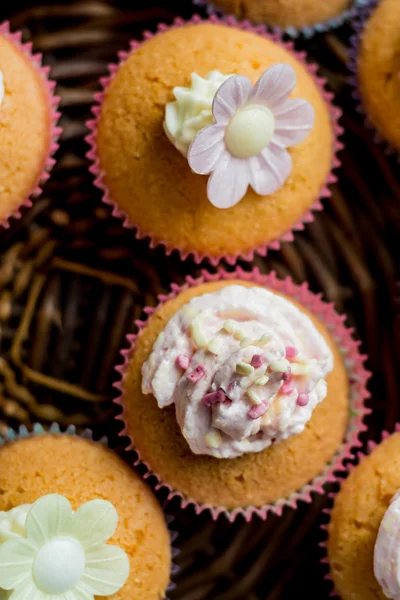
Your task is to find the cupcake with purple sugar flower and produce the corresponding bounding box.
[87,17,342,264]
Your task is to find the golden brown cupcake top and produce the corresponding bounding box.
[0,434,171,600]
[0,33,52,222]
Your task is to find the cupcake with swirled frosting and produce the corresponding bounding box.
[116,270,369,519]
[326,427,400,600]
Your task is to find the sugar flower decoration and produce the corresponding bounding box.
[0,494,130,600]
[188,63,315,209]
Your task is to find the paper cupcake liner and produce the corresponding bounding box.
[319,423,400,598]
[114,267,370,522]
[86,15,343,266]
[0,22,61,229]
[0,422,179,598]
[193,0,372,38]
[348,1,399,160]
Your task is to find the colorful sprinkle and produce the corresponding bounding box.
[285,346,298,359]
[291,363,311,376]
[254,375,269,386]
[207,338,221,355]
[256,334,271,347]
[222,320,235,333]
[270,359,290,373]
[297,392,309,407]
[240,337,253,348]
[280,382,294,395]
[248,402,269,419]
[282,370,291,382]
[190,320,208,348]
[187,364,207,383]
[246,389,262,405]
[176,354,190,370]
[202,389,226,407]
[233,328,245,341]
[205,430,222,449]
[235,362,254,376]
[251,354,264,368]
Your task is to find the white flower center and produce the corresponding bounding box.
[225,105,275,159]
[33,537,85,594]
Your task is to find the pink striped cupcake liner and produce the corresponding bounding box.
[320,423,400,598]
[348,0,400,160]
[0,422,178,598]
[114,267,370,522]
[0,22,61,229]
[86,15,343,266]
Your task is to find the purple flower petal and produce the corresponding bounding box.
[212,75,252,124]
[247,64,297,110]
[273,98,315,147]
[248,144,292,196]
[207,154,249,209]
[188,124,226,175]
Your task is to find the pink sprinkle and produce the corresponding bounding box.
[285,346,298,359]
[176,355,190,370]
[202,389,226,407]
[248,402,269,420]
[282,370,291,382]
[187,364,206,383]
[251,354,264,368]
[297,393,309,407]
[281,382,294,395]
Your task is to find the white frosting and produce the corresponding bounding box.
[164,70,232,156]
[374,490,400,599]
[142,285,333,459]
[0,504,30,543]
[0,71,4,107]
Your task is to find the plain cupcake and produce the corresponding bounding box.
[353,0,400,152]
[202,0,355,31]
[0,427,171,600]
[88,18,341,264]
[116,270,369,519]
[326,427,400,600]
[0,22,60,227]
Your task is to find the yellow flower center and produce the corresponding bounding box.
[225,104,275,159]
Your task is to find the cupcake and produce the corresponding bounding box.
[326,427,400,600]
[198,0,365,36]
[352,0,400,152]
[88,17,341,264]
[116,269,369,519]
[0,22,60,227]
[0,425,172,600]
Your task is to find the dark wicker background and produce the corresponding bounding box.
[0,1,399,598]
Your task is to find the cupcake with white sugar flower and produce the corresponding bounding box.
[0,425,172,600]
[87,16,342,264]
[115,269,369,520]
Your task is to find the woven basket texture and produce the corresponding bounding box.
[1,1,400,598]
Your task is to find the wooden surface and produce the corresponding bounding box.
[0,1,399,598]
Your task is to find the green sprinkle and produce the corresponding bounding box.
[191,321,208,348]
[235,362,254,376]
[247,389,262,405]
[254,375,269,386]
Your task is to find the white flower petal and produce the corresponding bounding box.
[70,500,118,550]
[273,98,315,147]
[26,495,72,546]
[78,545,130,596]
[9,582,44,600]
[248,145,292,196]
[65,586,92,600]
[0,538,36,590]
[212,75,252,124]
[247,64,296,110]
[207,155,249,209]
[187,125,226,175]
